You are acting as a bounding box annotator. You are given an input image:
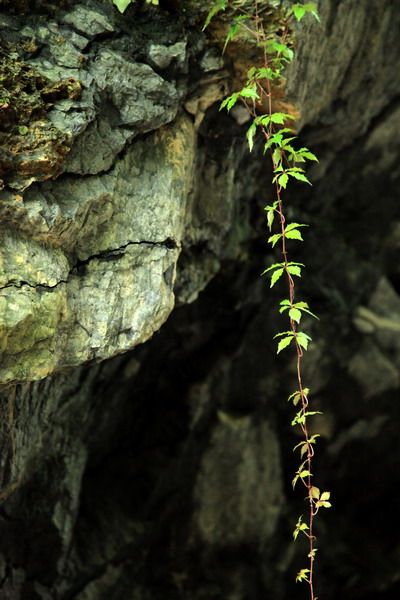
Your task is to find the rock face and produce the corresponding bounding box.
[1,1,400,599]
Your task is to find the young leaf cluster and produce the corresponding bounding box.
[262,261,304,288]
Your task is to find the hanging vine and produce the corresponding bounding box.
[204,2,330,598]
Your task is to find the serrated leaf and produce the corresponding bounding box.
[277,336,293,354]
[287,265,302,277]
[302,307,320,320]
[320,491,330,501]
[301,151,319,161]
[259,115,271,126]
[296,568,310,583]
[296,332,312,350]
[220,93,238,112]
[268,233,282,248]
[297,337,309,350]
[239,87,259,99]
[285,222,308,233]
[285,229,304,241]
[273,331,294,338]
[262,262,285,274]
[278,173,289,188]
[271,112,295,124]
[289,171,312,185]
[289,307,302,323]
[270,268,284,287]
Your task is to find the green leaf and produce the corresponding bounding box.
[246,121,257,152]
[239,87,259,99]
[296,568,311,583]
[285,229,304,241]
[273,147,282,165]
[265,40,294,61]
[299,150,319,161]
[292,2,320,23]
[289,307,302,323]
[287,264,302,277]
[270,112,295,124]
[278,173,288,188]
[262,262,285,274]
[293,440,307,452]
[293,515,309,540]
[292,4,306,21]
[296,331,312,350]
[311,486,320,499]
[266,209,275,231]
[285,222,308,233]
[288,390,302,406]
[274,330,294,338]
[299,469,311,479]
[258,115,271,127]
[293,440,308,457]
[268,233,282,248]
[316,491,332,509]
[203,0,227,29]
[293,301,319,320]
[112,0,133,12]
[220,93,240,112]
[289,171,312,185]
[270,267,284,287]
[223,24,238,52]
[18,125,29,135]
[277,335,293,354]
[292,410,321,426]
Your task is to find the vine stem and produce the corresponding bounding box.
[251,8,318,600]
[211,1,324,596]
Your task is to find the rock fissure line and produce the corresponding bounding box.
[0,238,178,292]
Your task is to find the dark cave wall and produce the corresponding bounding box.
[1,0,400,599]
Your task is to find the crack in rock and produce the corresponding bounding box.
[0,238,178,291]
